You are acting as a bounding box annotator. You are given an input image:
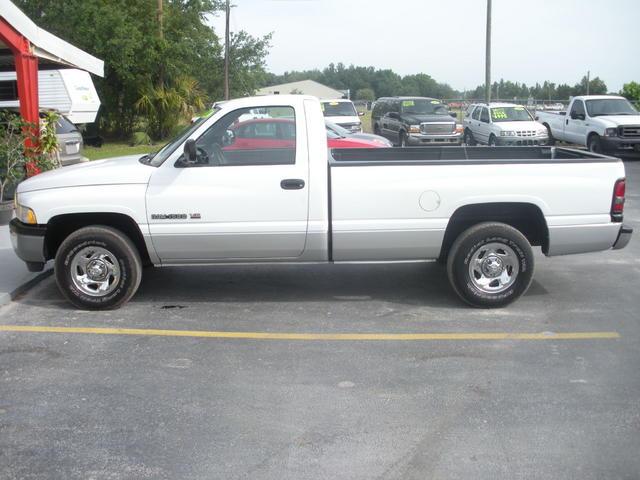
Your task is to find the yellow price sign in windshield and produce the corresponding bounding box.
[402,100,415,107]
[492,108,508,120]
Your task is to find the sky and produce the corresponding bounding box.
[208,0,640,93]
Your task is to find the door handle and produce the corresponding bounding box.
[280,178,305,190]
[566,119,569,125]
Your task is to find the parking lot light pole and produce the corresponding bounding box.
[224,0,230,100]
[485,0,492,104]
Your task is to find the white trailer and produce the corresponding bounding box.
[0,68,100,124]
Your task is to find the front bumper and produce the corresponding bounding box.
[612,224,633,250]
[407,132,463,146]
[9,219,47,271]
[495,135,549,146]
[601,136,640,153]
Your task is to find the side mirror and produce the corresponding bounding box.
[358,111,365,116]
[387,112,400,120]
[571,112,585,121]
[184,139,197,163]
[223,129,236,146]
[450,112,457,118]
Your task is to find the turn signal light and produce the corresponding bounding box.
[611,179,626,221]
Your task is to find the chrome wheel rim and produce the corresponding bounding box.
[468,242,519,294]
[70,246,121,297]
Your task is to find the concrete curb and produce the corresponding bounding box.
[0,267,54,307]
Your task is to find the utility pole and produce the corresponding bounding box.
[485,0,492,104]
[157,0,164,88]
[224,0,231,100]
[586,70,590,95]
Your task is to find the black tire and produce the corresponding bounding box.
[55,225,143,310]
[588,134,602,153]
[446,222,534,308]
[464,129,476,146]
[399,131,408,147]
[373,123,381,136]
[544,124,555,146]
[488,134,497,147]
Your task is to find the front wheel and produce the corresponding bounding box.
[55,226,143,310]
[399,131,408,147]
[446,222,534,308]
[488,134,497,147]
[588,134,602,153]
[464,129,477,146]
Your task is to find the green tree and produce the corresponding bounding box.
[621,82,640,103]
[355,88,375,101]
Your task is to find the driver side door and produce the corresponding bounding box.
[146,105,309,262]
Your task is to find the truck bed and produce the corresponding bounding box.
[329,146,617,165]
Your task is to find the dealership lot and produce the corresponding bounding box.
[1,160,639,479]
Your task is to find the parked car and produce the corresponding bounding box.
[1,108,87,166]
[196,116,390,149]
[535,95,640,154]
[372,97,463,147]
[325,120,392,147]
[463,103,548,146]
[320,99,363,133]
[10,95,632,311]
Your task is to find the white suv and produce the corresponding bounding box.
[320,99,363,133]
[463,103,549,146]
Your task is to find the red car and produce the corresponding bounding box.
[225,118,388,150]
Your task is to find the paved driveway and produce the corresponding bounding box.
[1,161,639,480]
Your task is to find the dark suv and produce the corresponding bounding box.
[371,97,463,146]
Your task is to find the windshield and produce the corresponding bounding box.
[490,106,533,122]
[325,121,351,137]
[585,99,638,117]
[147,116,207,166]
[400,99,449,116]
[322,101,356,117]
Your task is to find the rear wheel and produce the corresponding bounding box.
[55,226,142,310]
[464,129,476,146]
[446,222,534,308]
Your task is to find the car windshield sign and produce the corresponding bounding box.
[400,99,448,115]
[490,106,533,122]
[321,101,356,117]
[586,99,638,116]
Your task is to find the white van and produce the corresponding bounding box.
[0,69,100,124]
[320,99,363,133]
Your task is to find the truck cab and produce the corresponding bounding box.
[536,95,640,154]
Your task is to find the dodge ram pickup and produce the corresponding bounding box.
[535,95,640,154]
[10,95,633,310]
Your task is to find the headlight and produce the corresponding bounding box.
[408,125,421,134]
[537,130,548,136]
[500,131,516,137]
[16,202,37,224]
[605,128,618,137]
[455,124,464,134]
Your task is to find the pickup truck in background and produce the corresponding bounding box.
[10,95,632,310]
[535,95,640,154]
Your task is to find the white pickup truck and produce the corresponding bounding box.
[535,95,640,154]
[10,95,632,310]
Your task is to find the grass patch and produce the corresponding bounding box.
[84,143,157,161]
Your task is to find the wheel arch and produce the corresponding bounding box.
[439,202,549,261]
[44,212,152,266]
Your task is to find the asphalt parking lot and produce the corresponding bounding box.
[1,160,639,480]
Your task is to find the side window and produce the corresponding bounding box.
[472,106,481,121]
[480,107,490,123]
[570,100,585,117]
[192,106,296,167]
[465,105,475,118]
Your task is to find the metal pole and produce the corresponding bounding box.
[586,70,590,95]
[224,0,230,100]
[485,0,492,104]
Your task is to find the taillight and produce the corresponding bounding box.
[611,178,626,222]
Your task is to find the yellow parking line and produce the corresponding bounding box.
[0,325,620,341]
